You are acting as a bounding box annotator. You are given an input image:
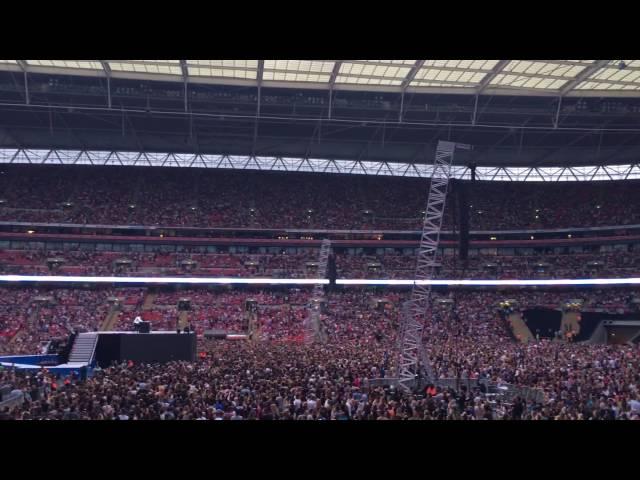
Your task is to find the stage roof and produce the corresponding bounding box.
[1,60,640,97]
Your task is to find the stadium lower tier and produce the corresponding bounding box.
[1,285,639,420]
[1,248,639,279]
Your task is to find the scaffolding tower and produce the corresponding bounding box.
[247,308,259,341]
[395,140,471,391]
[304,238,331,343]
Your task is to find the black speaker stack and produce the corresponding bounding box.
[458,182,470,265]
[329,253,337,290]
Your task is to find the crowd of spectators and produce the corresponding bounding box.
[2,164,640,420]
[0,288,144,355]
[2,166,640,230]
[1,284,639,420]
[2,283,634,358]
[2,247,639,280]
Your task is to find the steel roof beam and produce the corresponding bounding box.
[100,62,112,109]
[180,60,189,81]
[328,61,342,120]
[567,77,640,88]
[329,61,342,88]
[254,61,265,151]
[179,61,189,113]
[398,61,425,122]
[15,61,30,105]
[476,60,510,95]
[100,61,111,77]
[257,60,264,87]
[559,60,611,97]
[401,60,425,92]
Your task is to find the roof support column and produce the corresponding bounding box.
[253,60,265,155]
[24,71,29,105]
[553,97,562,129]
[328,61,342,120]
[472,94,479,125]
[16,61,30,105]
[399,60,424,123]
[256,60,264,117]
[184,82,188,112]
[101,61,112,108]
[180,60,189,113]
[256,82,262,116]
[107,76,112,108]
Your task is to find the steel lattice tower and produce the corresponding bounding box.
[395,140,471,391]
[304,238,331,343]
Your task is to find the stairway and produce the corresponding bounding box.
[508,312,534,343]
[178,311,189,329]
[247,310,260,341]
[100,309,120,331]
[68,332,98,364]
[8,328,24,345]
[142,293,157,310]
[305,239,331,343]
[560,311,581,341]
[10,307,40,345]
[27,305,40,330]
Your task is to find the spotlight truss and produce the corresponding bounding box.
[304,238,331,343]
[395,140,471,391]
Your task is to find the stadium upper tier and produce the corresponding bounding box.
[1,166,639,231]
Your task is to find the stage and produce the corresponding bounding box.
[0,354,89,376]
[94,330,197,367]
[0,330,197,375]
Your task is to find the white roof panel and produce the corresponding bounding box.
[0,60,638,96]
[489,60,594,90]
[108,60,182,75]
[188,60,258,69]
[423,59,498,70]
[26,60,103,70]
[574,60,640,90]
[336,60,413,86]
[410,60,497,89]
[189,68,257,79]
[263,60,334,83]
[336,76,404,86]
[186,60,258,79]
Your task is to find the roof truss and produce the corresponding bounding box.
[1,148,639,182]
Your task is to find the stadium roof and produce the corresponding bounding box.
[1,60,640,97]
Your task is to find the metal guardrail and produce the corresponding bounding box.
[0,391,24,410]
[364,376,545,404]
